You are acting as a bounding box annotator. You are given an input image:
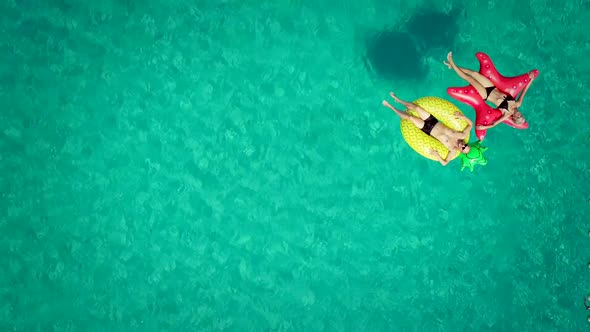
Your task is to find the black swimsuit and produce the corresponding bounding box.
[420,115,439,135]
[484,86,515,111]
[484,86,495,100]
[497,95,515,111]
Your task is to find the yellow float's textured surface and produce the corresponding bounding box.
[400,96,470,161]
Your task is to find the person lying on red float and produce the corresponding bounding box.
[444,52,537,132]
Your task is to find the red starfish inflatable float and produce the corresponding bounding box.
[447,52,539,141]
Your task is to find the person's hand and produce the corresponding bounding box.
[428,148,439,157]
[443,60,452,69]
[453,111,463,119]
[528,71,536,82]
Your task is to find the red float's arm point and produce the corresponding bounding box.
[476,52,539,99]
[447,86,504,141]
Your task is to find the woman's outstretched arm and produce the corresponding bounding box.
[516,72,536,107]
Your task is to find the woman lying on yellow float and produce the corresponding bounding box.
[382,92,472,166]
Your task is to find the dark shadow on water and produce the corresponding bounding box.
[363,6,464,81]
[406,7,463,52]
[364,31,427,82]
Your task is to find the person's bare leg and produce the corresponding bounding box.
[388,92,431,119]
[446,52,490,99]
[445,60,491,81]
[455,66,495,87]
[382,101,425,128]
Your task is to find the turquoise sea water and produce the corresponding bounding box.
[1,0,589,331]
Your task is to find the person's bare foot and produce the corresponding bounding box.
[389,92,402,104]
[444,52,453,69]
[382,100,408,119]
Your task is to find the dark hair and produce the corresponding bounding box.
[459,141,468,151]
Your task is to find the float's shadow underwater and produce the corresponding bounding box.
[364,6,463,81]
